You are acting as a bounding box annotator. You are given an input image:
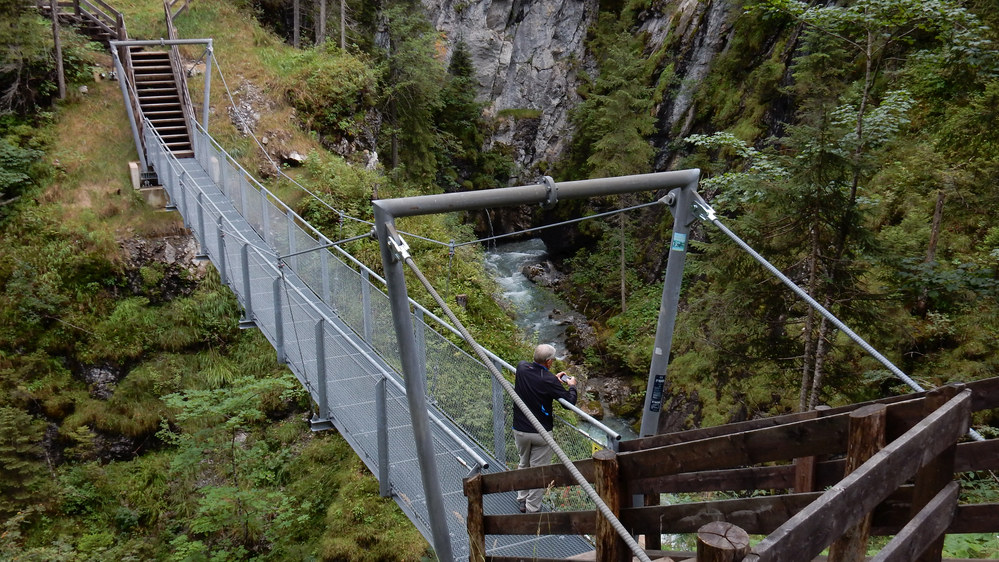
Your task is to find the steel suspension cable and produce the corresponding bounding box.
[700,205,986,442]
[395,232,652,562]
[453,198,664,248]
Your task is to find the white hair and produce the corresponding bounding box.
[533,344,556,364]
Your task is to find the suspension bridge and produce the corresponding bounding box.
[102,22,633,560]
[43,0,996,558]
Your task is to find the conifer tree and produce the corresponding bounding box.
[377,1,445,185]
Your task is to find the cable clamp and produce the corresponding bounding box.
[541,176,558,208]
[691,198,716,222]
[388,235,411,262]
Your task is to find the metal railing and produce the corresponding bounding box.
[141,117,617,558]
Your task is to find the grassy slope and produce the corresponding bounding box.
[1,1,431,560]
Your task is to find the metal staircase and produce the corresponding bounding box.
[130,49,194,158]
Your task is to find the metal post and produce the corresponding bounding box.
[315,318,328,417]
[261,189,271,246]
[372,206,454,562]
[111,49,147,172]
[491,359,507,464]
[196,192,207,258]
[286,209,297,270]
[216,217,227,285]
[240,174,249,219]
[240,243,253,323]
[179,170,190,228]
[376,376,391,498]
[320,241,332,308]
[361,270,372,343]
[202,42,213,132]
[638,182,698,438]
[273,274,285,364]
[414,309,427,386]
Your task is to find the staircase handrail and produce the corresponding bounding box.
[166,0,192,20]
[163,0,198,147]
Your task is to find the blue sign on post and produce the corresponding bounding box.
[671,232,687,252]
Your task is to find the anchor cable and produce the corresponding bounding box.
[391,228,653,562]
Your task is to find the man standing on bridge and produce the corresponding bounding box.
[513,343,577,513]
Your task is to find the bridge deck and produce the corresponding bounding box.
[141,125,594,559]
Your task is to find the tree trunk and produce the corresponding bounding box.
[799,225,821,411]
[51,0,66,100]
[619,198,627,314]
[317,0,326,45]
[915,189,946,316]
[340,0,346,49]
[293,0,301,48]
[808,298,835,409]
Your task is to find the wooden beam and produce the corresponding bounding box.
[911,386,962,562]
[621,492,821,535]
[619,414,851,481]
[872,482,959,562]
[593,449,627,562]
[483,510,593,536]
[794,406,830,493]
[479,458,593,494]
[619,375,999,454]
[743,390,971,562]
[828,404,887,562]
[625,463,794,497]
[464,473,485,562]
[955,439,999,472]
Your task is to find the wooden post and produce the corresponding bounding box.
[463,473,485,562]
[910,384,962,562]
[697,521,750,562]
[643,493,661,550]
[594,449,628,562]
[50,0,66,100]
[793,405,830,492]
[828,403,887,562]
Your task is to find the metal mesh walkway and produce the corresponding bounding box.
[143,122,600,560]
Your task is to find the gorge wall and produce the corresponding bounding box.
[422,0,741,178]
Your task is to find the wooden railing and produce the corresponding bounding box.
[165,0,192,20]
[36,0,126,42]
[163,0,196,148]
[464,377,999,561]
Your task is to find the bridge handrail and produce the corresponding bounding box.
[144,119,493,471]
[467,384,989,560]
[189,119,622,447]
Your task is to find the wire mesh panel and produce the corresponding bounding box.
[147,121,601,560]
[367,284,402,372]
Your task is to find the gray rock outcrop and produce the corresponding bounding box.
[423,0,598,182]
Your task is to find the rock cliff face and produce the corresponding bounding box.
[422,0,597,183]
[639,0,735,169]
[422,0,738,177]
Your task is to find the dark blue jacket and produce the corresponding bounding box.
[512,360,577,433]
